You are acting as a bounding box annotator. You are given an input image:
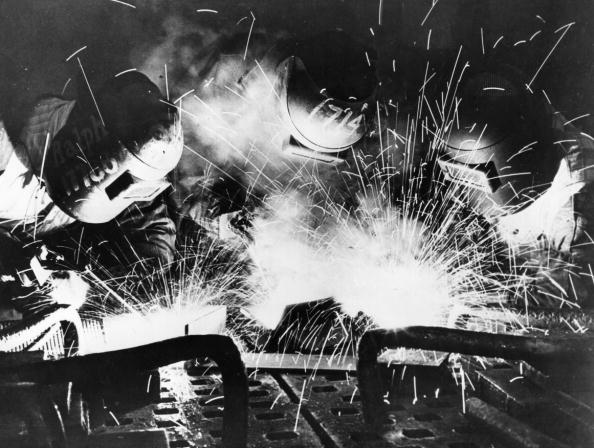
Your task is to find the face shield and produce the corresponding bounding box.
[437,71,562,218]
[277,56,373,163]
[40,73,183,223]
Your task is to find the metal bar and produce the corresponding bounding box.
[242,353,357,371]
[0,335,249,448]
[360,327,594,363]
[356,327,594,425]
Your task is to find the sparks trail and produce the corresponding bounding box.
[243,12,256,60]
[65,46,87,62]
[115,68,137,77]
[527,22,575,89]
[79,233,252,353]
[107,0,136,9]
[378,0,384,26]
[421,0,440,27]
[77,57,105,127]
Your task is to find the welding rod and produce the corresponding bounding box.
[357,326,594,426]
[0,335,249,448]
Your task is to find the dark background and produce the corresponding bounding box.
[0,0,592,136]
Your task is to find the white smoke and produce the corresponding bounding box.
[244,191,456,330]
[132,16,361,207]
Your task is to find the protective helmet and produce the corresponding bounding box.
[437,67,562,217]
[41,72,183,223]
[276,31,378,163]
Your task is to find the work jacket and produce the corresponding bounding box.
[496,107,594,307]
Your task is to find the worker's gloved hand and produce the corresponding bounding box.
[0,234,89,317]
[180,176,247,233]
[43,270,89,309]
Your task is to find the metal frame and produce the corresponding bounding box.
[356,326,594,426]
[1,335,249,448]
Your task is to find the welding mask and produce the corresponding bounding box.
[40,72,183,223]
[276,31,377,163]
[437,70,562,218]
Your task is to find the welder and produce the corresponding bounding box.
[0,71,183,311]
[168,29,378,242]
[437,63,594,307]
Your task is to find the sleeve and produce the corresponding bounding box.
[0,121,14,171]
[65,191,177,272]
[524,110,594,307]
[113,192,177,267]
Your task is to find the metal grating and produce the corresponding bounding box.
[88,359,521,448]
[276,369,511,448]
[180,359,324,448]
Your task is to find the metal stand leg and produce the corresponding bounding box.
[357,331,386,427]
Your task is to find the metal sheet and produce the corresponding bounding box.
[242,353,357,371]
